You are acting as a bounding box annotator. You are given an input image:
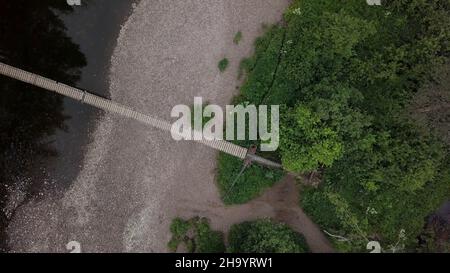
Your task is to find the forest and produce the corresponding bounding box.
[218,0,450,252]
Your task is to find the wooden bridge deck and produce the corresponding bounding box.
[0,62,249,160]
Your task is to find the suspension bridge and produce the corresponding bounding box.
[0,62,283,169]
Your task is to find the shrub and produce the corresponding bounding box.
[218,58,229,72]
[168,217,225,253]
[228,219,309,253]
[194,218,226,253]
[217,152,283,205]
[233,31,243,44]
[170,218,190,239]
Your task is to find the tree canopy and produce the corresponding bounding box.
[228,219,309,253]
[218,0,450,252]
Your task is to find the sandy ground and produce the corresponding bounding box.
[7,0,333,253]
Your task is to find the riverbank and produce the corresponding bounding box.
[5,0,136,252]
[45,0,138,192]
[8,0,294,252]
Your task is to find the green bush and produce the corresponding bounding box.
[168,217,225,253]
[217,152,283,205]
[169,217,311,253]
[193,218,226,253]
[218,58,229,72]
[170,217,190,239]
[228,219,309,253]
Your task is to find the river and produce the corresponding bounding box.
[1,0,136,252]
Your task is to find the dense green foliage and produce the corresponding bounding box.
[169,217,309,253]
[194,218,226,253]
[293,0,450,252]
[219,0,450,251]
[217,152,283,205]
[170,218,191,240]
[228,219,309,253]
[168,217,225,253]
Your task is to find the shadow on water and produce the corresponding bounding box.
[0,0,136,252]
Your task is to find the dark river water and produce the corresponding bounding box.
[43,0,136,191]
[0,0,136,252]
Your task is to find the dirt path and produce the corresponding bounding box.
[254,175,335,253]
[177,174,335,253]
[7,0,333,253]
